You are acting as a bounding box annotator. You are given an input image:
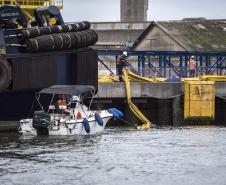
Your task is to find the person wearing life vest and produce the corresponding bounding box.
[116,51,128,82]
[188,56,196,77]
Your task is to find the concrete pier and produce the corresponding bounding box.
[97,82,226,98]
[95,82,226,126]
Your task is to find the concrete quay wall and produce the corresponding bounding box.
[95,82,226,126]
[97,82,226,99]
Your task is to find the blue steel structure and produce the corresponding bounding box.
[98,50,226,78]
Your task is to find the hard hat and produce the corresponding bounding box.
[191,56,195,59]
[122,51,128,57]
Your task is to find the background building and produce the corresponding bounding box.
[92,20,226,75]
[93,20,226,52]
[120,0,148,22]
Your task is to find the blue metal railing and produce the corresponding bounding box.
[98,50,226,78]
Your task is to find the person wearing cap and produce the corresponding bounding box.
[116,51,128,82]
[188,56,196,77]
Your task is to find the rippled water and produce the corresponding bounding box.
[1,127,226,185]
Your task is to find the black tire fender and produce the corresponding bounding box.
[0,58,12,92]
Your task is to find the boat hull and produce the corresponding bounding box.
[19,115,112,136]
[0,48,98,122]
[49,116,112,136]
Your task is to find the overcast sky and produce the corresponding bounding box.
[61,0,226,22]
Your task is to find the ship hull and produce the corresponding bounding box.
[0,48,98,121]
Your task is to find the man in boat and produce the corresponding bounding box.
[57,95,69,114]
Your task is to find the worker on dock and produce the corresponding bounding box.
[117,51,128,81]
[188,56,196,77]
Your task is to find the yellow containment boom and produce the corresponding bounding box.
[98,64,166,129]
[199,75,226,82]
[98,74,119,83]
[125,69,165,83]
[182,75,226,82]
[98,72,165,83]
[123,68,163,130]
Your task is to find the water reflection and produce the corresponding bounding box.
[0,127,226,185]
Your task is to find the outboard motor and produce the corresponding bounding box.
[33,111,50,135]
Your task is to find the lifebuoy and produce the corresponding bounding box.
[0,58,12,92]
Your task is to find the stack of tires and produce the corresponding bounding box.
[20,21,98,52]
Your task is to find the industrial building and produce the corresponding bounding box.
[134,20,226,51]
[93,19,226,52]
[92,19,226,75]
[120,0,148,22]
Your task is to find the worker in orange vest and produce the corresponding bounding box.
[188,56,196,77]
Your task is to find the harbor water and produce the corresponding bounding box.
[0,126,226,185]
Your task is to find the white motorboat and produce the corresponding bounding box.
[19,85,123,136]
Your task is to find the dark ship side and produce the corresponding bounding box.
[0,1,98,121]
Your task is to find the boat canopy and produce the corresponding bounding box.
[39,85,96,95]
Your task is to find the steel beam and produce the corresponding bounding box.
[98,50,226,78]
